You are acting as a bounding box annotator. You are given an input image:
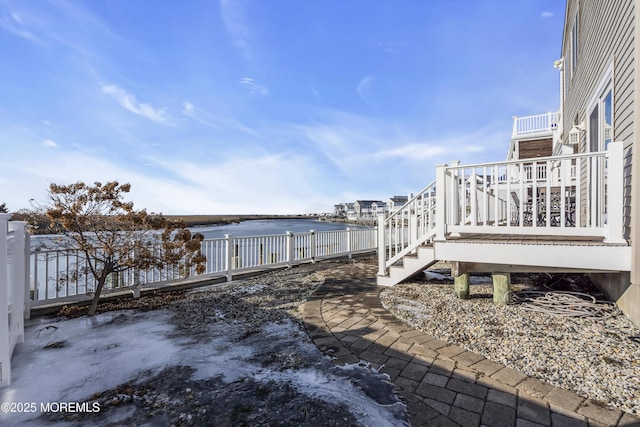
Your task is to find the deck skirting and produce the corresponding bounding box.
[434,240,631,273]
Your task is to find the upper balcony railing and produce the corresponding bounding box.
[512,111,561,137]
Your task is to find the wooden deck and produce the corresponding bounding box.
[444,233,627,247]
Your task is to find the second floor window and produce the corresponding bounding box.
[589,88,613,152]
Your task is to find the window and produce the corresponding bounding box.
[589,105,599,152]
[588,87,613,152]
[603,91,612,146]
[586,65,614,225]
[570,10,579,75]
[587,62,614,152]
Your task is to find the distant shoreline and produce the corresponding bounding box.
[165,214,319,227]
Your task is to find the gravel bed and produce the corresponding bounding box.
[380,274,640,416]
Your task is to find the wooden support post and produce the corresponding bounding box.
[454,273,470,300]
[492,272,511,305]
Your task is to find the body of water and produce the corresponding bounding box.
[191,218,371,240]
[29,219,371,249]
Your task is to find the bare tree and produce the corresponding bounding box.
[35,181,206,315]
[0,202,8,213]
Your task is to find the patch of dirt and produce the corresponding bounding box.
[57,289,190,318]
[43,365,363,427]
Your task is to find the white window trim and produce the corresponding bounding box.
[586,61,614,152]
[570,8,579,77]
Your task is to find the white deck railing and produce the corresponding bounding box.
[442,143,624,239]
[377,141,626,275]
[29,228,377,308]
[512,111,560,136]
[378,180,438,271]
[1,215,29,387]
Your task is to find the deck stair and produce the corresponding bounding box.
[377,142,630,287]
[377,179,440,287]
[377,245,436,287]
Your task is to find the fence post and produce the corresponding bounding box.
[469,171,478,226]
[286,232,294,268]
[8,222,26,346]
[23,230,31,320]
[309,230,315,261]
[346,228,352,260]
[0,213,11,386]
[377,214,386,276]
[435,164,447,241]
[409,210,418,249]
[224,234,233,282]
[449,161,460,227]
[605,141,626,243]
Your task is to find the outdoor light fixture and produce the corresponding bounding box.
[568,122,585,145]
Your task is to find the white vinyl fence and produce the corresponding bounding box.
[29,228,377,308]
[1,215,29,387]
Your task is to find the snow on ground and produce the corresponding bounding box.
[1,305,407,426]
[1,310,184,425]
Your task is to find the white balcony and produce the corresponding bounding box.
[512,111,561,138]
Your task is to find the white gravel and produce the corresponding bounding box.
[380,279,640,416]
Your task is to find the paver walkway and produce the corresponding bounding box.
[301,260,640,427]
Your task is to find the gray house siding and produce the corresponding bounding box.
[563,0,634,146]
[562,0,640,326]
[562,0,635,240]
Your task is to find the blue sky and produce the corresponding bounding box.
[0,0,565,215]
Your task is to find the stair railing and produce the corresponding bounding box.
[377,180,438,275]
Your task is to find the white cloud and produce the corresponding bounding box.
[356,75,375,103]
[541,11,553,18]
[375,132,492,162]
[377,40,407,54]
[0,138,329,214]
[377,144,445,160]
[42,139,57,148]
[11,12,22,24]
[149,152,328,214]
[181,100,256,134]
[220,0,253,59]
[101,84,170,124]
[239,77,269,95]
[0,8,42,43]
[182,101,195,115]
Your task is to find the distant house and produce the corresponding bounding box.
[387,196,409,214]
[377,0,639,327]
[333,204,346,218]
[354,200,386,219]
[344,203,356,221]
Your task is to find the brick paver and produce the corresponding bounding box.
[300,258,640,426]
